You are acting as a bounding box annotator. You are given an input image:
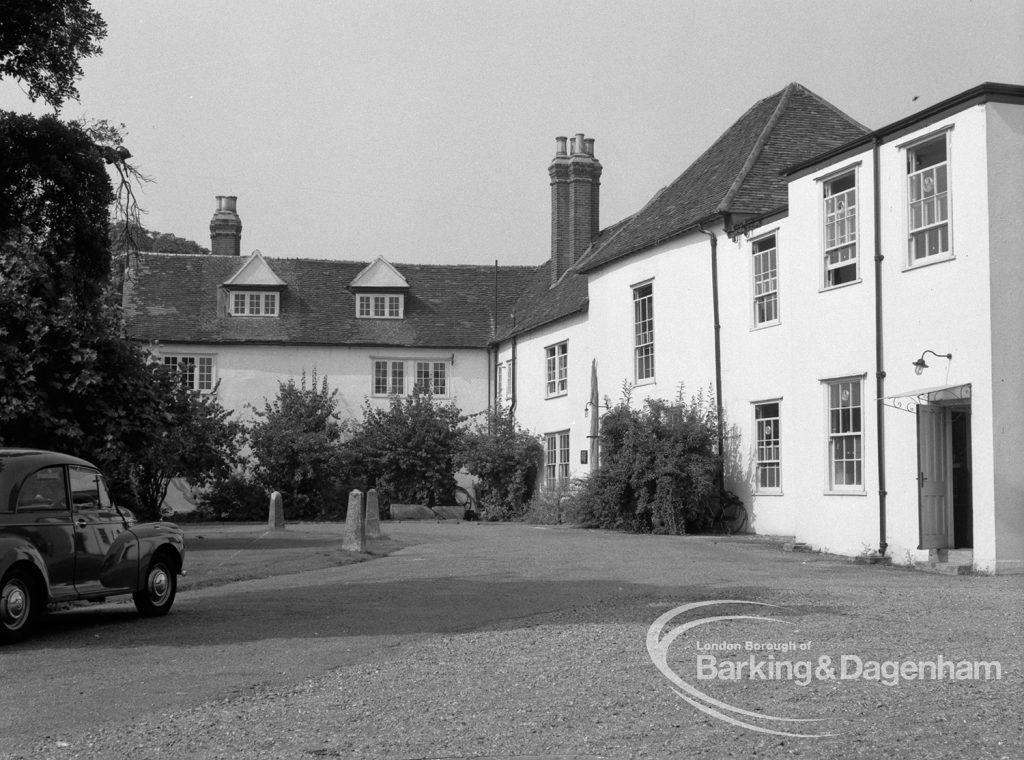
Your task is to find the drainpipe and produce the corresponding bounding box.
[873,137,888,557]
[510,335,518,418]
[698,223,726,498]
[486,344,494,434]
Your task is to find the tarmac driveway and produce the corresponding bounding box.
[1,522,1020,759]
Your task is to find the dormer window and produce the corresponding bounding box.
[223,250,286,318]
[357,293,404,319]
[231,291,279,317]
[350,256,410,321]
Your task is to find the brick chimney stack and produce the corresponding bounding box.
[210,195,242,256]
[549,133,601,284]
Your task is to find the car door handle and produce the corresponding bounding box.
[75,518,89,528]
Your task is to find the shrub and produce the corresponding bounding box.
[462,406,544,520]
[246,370,350,520]
[195,470,269,522]
[573,385,722,534]
[347,389,466,506]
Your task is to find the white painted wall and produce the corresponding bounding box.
[725,153,880,556]
[151,342,490,425]
[878,106,998,569]
[586,238,719,408]
[986,101,1024,573]
[495,311,592,484]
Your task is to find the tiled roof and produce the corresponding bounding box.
[496,216,634,341]
[123,253,536,348]
[577,83,868,273]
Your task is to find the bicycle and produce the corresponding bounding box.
[709,491,748,535]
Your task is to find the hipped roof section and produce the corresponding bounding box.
[576,82,869,273]
[124,253,535,348]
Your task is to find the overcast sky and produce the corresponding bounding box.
[2,0,1022,267]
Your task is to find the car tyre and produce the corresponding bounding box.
[1,567,39,643]
[133,556,177,617]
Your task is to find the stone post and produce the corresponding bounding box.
[365,488,382,539]
[342,489,366,552]
[268,491,285,530]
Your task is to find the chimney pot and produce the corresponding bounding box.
[549,133,601,285]
[210,195,243,256]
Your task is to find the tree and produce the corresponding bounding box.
[110,221,210,256]
[247,371,350,520]
[126,373,240,519]
[461,406,543,519]
[0,0,107,109]
[349,390,466,506]
[0,112,115,306]
[0,1,242,518]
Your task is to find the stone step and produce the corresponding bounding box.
[915,561,973,575]
[939,549,974,564]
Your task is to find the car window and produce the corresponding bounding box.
[17,466,69,512]
[68,465,113,511]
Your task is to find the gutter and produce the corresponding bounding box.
[872,137,888,557]
[697,223,726,498]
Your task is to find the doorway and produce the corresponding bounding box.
[917,403,973,550]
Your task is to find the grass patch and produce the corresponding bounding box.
[178,524,403,592]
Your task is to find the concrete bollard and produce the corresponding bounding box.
[342,489,366,552]
[365,489,382,539]
[268,491,285,530]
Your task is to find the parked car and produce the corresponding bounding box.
[0,449,185,643]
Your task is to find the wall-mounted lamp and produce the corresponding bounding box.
[913,349,952,376]
[583,401,611,418]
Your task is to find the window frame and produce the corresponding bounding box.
[162,354,215,392]
[904,130,953,267]
[751,231,780,327]
[16,465,69,513]
[357,293,405,319]
[753,400,782,493]
[821,169,859,290]
[633,281,655,384]
[371,358,449,397]
[545,341,568,398]
[415,361,447,396]
[544,430,571,488]
[229,290,279,317]
[824,377,865,493]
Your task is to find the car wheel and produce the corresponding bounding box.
[133,556,177,617]
[0,568,39,643]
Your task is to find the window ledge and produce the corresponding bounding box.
[545,392,568,400]
[823,490,867,497]
[754,489,784,496]
[819,278,863,294]
[750,320,781,332]
[902,254,955,273]
[634,377,656,387]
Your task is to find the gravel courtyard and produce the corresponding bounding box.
[2,522,1020,760]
